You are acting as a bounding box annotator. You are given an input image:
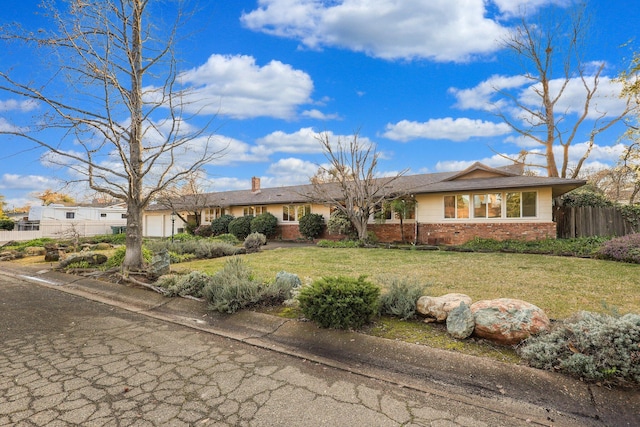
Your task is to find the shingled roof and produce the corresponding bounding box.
[146,163,585,211]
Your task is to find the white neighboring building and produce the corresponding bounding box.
[17,203,128,237]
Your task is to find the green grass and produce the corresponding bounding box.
[175,247,640,320]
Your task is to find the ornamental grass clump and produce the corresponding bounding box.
[518,311,640,385]
[297,276,380,329]
[203,257,294,313]
[243,232,266,254]
[156,271,212,298]
[598,233,640,264]
[378,276,427,320]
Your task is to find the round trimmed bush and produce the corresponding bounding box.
[228,215,253,240]
[210,214,235,236]
[297,276,380,329]
[298,213,325,240]
[0,219,15,231]
[250,212,278,238]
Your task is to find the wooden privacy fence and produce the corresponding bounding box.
[555,206,636,238]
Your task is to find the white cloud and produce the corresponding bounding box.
[0,117,27,133]
[302,109,342,120]
[252,127,377,157]
[450,73,629,122]
[435,154,515,171]
[252,127,321,157]
[177,54,313,119]
[0,173,60,191]
[491,0,571,17]
[266,157,318,182]
[383,118,512,142]
[0,99,38,112]
[241,0,509,62]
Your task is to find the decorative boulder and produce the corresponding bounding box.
[44,243,62,262]
[25,246,46,256]
[416,293,472,322]
[148,249,171,279]
[446,302,475,339]
[58,252,108,268]
[470,298,551,346]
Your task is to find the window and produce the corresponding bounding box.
[507,191,537,218]
[282,204,311,222]
[445,191,536,219]
[66,212,75,219]
[204,207,226,222]
[121,213,127,219]
[473,193,502,218]
[100,213,107,218]
[242,206,265,216]
[444,195,469,219]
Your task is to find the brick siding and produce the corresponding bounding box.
[277,222,556,245]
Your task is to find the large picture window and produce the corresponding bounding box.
[445,191,536,219]
[282,204,311,222]
[243,206,266,216]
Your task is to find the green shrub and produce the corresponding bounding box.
[598,233,640,264]
[250,212,278,238]
[83,233,127,245]
[146,239,238,259]
[561,189,613,207]
[203,257,294,313]
[519,311,640,385]
[105,246,153,268]
[228,215,253,240]
[171,232,198,241]
[297,276,380,329]
[210,214,235,236]
[211,233,240,245]
[326,210,356,238]
[4,238,55,252]
[316,239,364,248]
[244,232,266,253]
[298,213,325,240]
[157,271,211,298]
[275,271,302,289]
[459,237,607,257]
[378,277,426,320]
[194,224,213,237]
[0,219,15,230]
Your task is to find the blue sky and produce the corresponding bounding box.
[0,0,638,209]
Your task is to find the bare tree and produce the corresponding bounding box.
[495,3,630,178]
[155,169,212,230]
[309,131,407,241]
[616,51,640,203]
[0,1,223,271]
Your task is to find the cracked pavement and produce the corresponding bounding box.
[1,265,638,426]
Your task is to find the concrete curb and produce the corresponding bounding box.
[1,262,638,426]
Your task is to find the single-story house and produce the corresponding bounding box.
[142,163,585,244]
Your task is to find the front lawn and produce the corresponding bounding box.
[175,247,640,320]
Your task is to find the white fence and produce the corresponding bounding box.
[0,222,123,243]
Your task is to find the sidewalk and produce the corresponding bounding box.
[1,262,638,426]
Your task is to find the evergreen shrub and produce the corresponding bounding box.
[244,232,266,253]
[0,219,15,230]
[105,246,153,268]
[203,257,294,313]
[326,210,356,238]
[194,224,213,237]
[297,276,380,329]
[210,214,235,236]
[298,213,325,239]
[212,233,240,245]
[519,311,640,385]
[250,212,278,238]
[228,215,253,240]
[157,271,211,298]
[378,277,426,320]
[598,233,640,264]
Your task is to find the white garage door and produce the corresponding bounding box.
[145,215,164,237]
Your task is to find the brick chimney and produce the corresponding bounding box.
[251,176,261,193]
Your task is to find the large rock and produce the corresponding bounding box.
[148,249,171,279]
[416,293,472,322]
[58,252,108,268]
[470,298,551,346]
[446,302,475,339]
